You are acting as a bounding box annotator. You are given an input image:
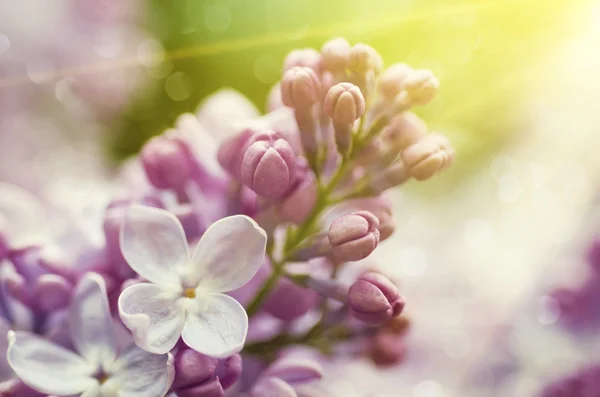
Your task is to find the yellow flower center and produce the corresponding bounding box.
[184,288,196,298]
[98,374,109,384]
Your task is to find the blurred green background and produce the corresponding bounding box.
[111,0,589,190]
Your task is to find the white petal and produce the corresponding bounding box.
[69,273,117,368]
[6,331,96,395]
[118,283,185,354]
[192,215,266,292]
[81,383,101,397]
[111,344,174,397]
[120,205,189,289]
[181,293,248,358]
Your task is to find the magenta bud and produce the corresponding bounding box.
[277,164,318,224]
[404,69,439,105]
[35,274,73,312]
[241,136,297,199]
[0,266,26,303]
[281,66,321,110]
[283,48,321,72]
[379,63,413,99]
[324,83,365,125]
[141,135,194,190]
[264,278,319,321]
[401,134,454,181]
[321,37,352,72]
[329,211,380,262]
[217,128,256,179]
[173,348,218,389]
[348,272,404,325]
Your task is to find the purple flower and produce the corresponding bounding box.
[7,273,174,396]
[118,206,267,356]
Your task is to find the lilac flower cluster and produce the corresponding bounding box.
[548,238,600,332]
[0,38,453,396]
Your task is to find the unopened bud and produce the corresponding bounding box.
[321,37,352,73]
[348,272,404,325]
[281,67,321,110]
[329,211,380,262]
[401,134,454,181]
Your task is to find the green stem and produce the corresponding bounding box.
[246,262,282,316]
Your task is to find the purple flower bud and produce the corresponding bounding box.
[217,128,256,179]
[241,134,297,199]
[177,379,224,397]
[324,83,365,125]
[141,135,195,190]
[324,83,365,154]
[264,277,319,321]
[379,63,413,99]
[384,112,427,152]
[404,69,439,105]
[173,348,218,390]
[368,330,407,366]
[348,272,404,325]
[328,211,380,262]
[277,165,318,224]
[35,274,73,312]
[283,48,322,72]
[262,357,324,384]
[281,67,321,110]
[401,134,454,181]
[321,37,352,73]
[216,354,243,390]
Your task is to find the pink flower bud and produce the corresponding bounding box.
[384,112,427,152]
[348,272,404,325]
[141,135,194,190]
[241,134,297,199]
[35,274,73,312]
[348,43,383,74]
[281,67,321,110]
[405,69,439,105]
[368,331,407,367]
[329,211,380,262]
[283,48,321,72]
[321,37,352,72]
[217,128,256,179]
[379,63,413,99]
[324,83,365,125]
[401,134,454,181]
[276,166,318,224]
[264,277,319,321]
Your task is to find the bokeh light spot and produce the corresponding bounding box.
[137,39,165,68]
[254,54,280,84]
[204,4,231,33]
[464,218,492,249]
[497,174,522,203]
[165,71,191,101]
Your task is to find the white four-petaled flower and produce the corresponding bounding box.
[118,206,267,357]
[7,273,174,397]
